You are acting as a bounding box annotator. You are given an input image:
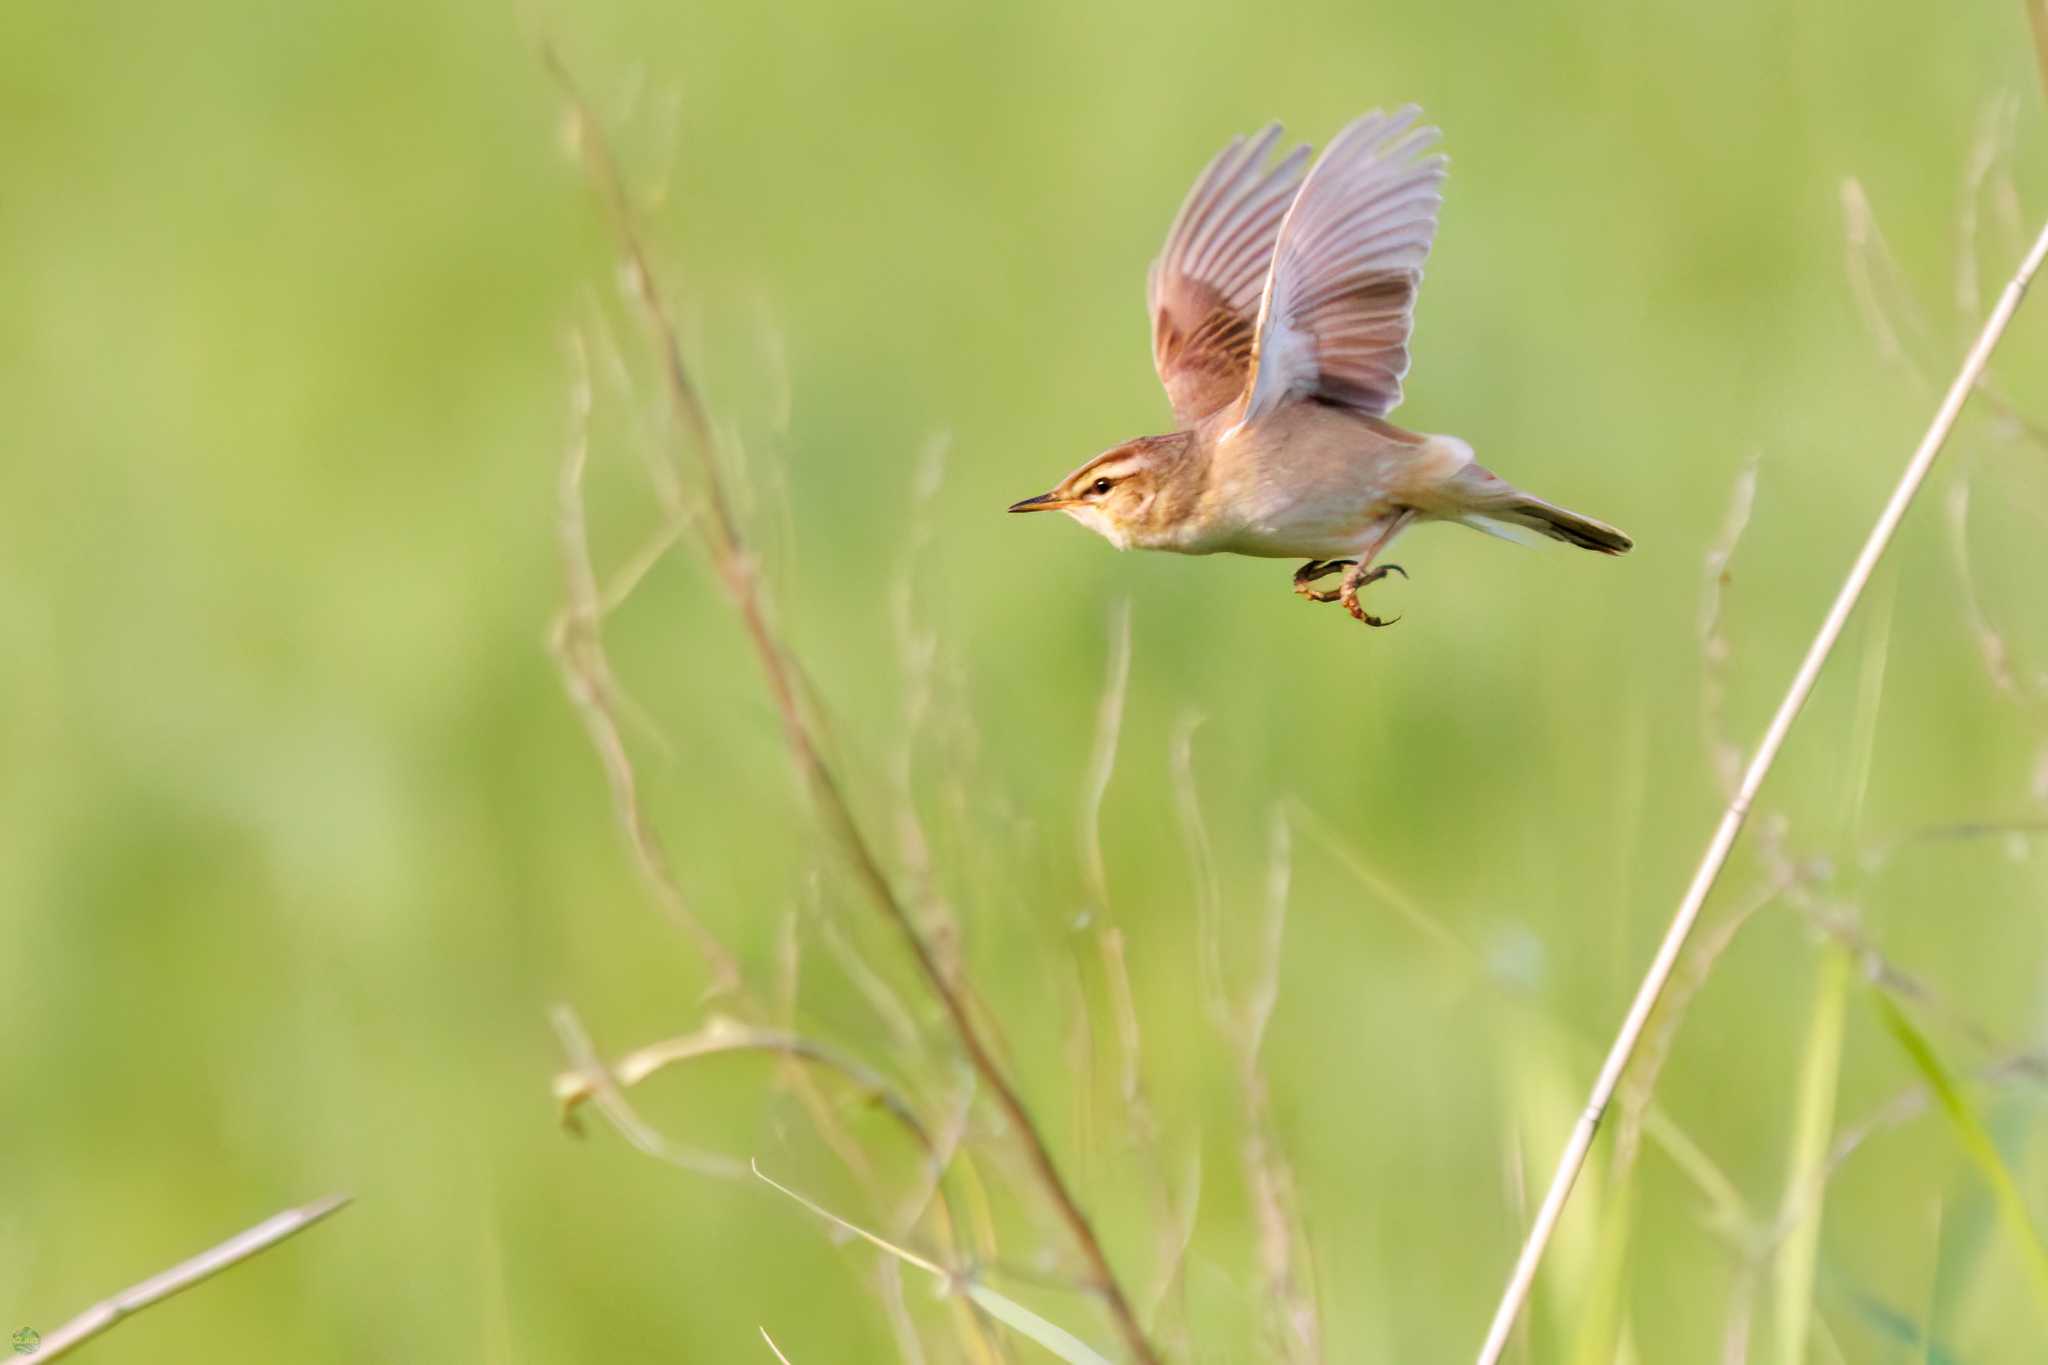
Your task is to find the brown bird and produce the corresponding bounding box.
[1009,108,1631,626]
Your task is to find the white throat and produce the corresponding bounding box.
[1063,503,1132,550]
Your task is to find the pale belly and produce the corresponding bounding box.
[1192,509,1404,560]
[1165,417,1473,560]
[1174,456,1408,560]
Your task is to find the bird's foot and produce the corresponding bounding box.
[1292,559,1354,604]
[1338,563,1407,627]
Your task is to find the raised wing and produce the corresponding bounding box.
[1236,107,1446,429]
[1147,126,1311,426]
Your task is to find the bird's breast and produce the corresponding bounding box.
[1188,414,1463,559]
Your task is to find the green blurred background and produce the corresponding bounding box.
[7,0,2048,1360]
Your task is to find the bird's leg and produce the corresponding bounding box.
[1338,562,1408,626]
[1335,510,1418,626]
[1292,559,1354,603]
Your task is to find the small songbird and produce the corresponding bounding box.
[1009,108,1631,625]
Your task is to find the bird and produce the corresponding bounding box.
[1008,108,1631,626]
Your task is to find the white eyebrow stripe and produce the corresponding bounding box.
[1079,456,1143,484]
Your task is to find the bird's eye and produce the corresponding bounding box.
[1091,477,1114,496]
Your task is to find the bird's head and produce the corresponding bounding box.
[1007,432,1196,550]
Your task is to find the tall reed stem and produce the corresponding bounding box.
[1475,214,2048,1365]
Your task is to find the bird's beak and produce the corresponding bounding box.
[1007,490,1071,513]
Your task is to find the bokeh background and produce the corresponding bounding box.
[7,0,2048,1360]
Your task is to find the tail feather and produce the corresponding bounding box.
[1491,494,1634,555]
[1450,464,1633,555]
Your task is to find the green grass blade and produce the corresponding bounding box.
[1874,994,2048,1315]
[753,1161,1114,1365]
[961,1285,1117,1365]
[1567,1177,1635,1365]
[1773,945,1850,1365]
[1818,1264,1963,1365]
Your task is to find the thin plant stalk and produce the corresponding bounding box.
[1474,214,2048,1364]
[30,1195,351,1360]
[544,47,1157,1363]
[753,1162,1117,1365]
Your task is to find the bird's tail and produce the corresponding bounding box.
[1451,465,1633,555]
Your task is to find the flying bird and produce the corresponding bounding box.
[1009,109,1631,626]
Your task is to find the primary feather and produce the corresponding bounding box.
[1147,126,1311,425]
[1237,107,1447,429]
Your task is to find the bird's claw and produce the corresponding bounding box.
[1295,560,1406,623]
[1292,559,1354,601]
[1339,563,1406,626]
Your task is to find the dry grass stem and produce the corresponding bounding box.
[1098,928,1154,1149]
[1138,1146,1203,1345]
[818,915,927,1056]
[888,435,951,914]
[545,48,1156,1361]
[1287,798,1478,964]
[1955,99,2006,321]
[1081,601,1134,914]
[1945,482,2030,700]
[596,515,689,616]
[1615,872,1789,1171]
[1178,726,1321,1360]
[1238,810,1321,1364]
[753,1162,1115,1365]
[1805,905,2005,1054]
[1842,179,1935,395]
[1699,459,1759,799]
[893,1070,978,1239]
[1475,210,2048,1364]
[550,1004,749,1179]
[1862,817,2048,864]
[1094,916,1191,1345]
[549,1012,932,1149]
[549,1002,994,1330]
[1847,171,2048,451]
[1073,610,1191,1341]
[2030,0,2048,110]
[767,916,900,1196]
[550,329,740,991]
[553,334,922,1205]
[876,1253,936,1365]
[1824,1047,2048,1181]
[1170,713,1231,1034]
[31,1195,350,1361]
[1062,959,1101,1183]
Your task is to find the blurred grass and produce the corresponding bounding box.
[6,0,2048,1360]
[1875,992,2048,1317]
[1773,945,1850,1365]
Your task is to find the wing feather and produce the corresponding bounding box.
[1236,107,1447,428]
[1146,126,1311,425]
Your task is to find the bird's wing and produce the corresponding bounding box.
[1236,107,1445,429]
[1147,125,1312,426]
